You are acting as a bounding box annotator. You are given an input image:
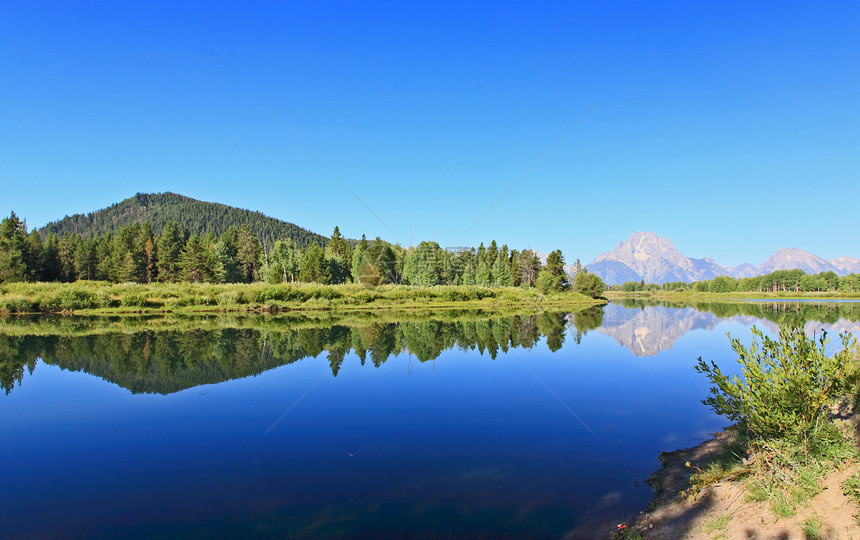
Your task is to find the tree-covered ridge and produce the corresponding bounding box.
[0,211,605,298]
[0,311,592,395]
[613,268,860,294]
[38,192,328,250]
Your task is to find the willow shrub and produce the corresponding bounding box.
[696,325,858,441]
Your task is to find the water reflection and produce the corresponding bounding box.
[601,300,860,357]
[600,304,720,357]
[2,301,859,394]
[0,312,573,395]
[3,301,859,538]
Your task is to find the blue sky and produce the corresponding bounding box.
[2,1,858,266]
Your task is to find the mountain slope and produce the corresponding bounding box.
[587,232,859,285]
[588,231,729,284]
[39,192,328,249]
[758,248,855,275]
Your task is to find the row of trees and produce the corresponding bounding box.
[0,212,605,296]
[612,269,860,293]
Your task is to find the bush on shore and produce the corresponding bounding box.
[692,325,860,516]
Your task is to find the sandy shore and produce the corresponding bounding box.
[624,425,860,539]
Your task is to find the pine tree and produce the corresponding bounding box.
[0,212,31,283]
[138,223,157,284]
[212,241,241,283]
[236,225,261,283]
[518,250,541,287]
[326,226,348,258]
[403,241,442,286]
[492,254,513,287]
[26,230,43,281]
[41,233,62,282]
[73,238,97,281]
[461,262,476,285]
[476,259,491,287]
[509,249,520,287]
[180,235,213,283]
[157,221,183,282]
[300,244,329,283]
[486,240,499,268]
[539,249,569,292]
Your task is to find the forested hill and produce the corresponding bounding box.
[38,192,328,249]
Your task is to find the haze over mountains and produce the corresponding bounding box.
[587,231,860,285]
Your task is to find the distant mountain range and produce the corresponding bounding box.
[587,231,860,285]
[39,192,329,249]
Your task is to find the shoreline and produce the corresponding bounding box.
[606,291,860,302]
[621,420,860,538]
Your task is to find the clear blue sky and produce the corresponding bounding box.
[2,1,858,267]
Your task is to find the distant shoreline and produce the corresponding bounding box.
[606,290,860,301]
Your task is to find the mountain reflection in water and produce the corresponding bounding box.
[600,299,860,357]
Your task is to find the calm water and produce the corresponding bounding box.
[2,301,859,539]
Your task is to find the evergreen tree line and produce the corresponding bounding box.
[612,269,860,294]
[0,212,604,295]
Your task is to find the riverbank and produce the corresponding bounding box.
[606,290,860,302]
[621,412,860,539]
[0,281,604,315]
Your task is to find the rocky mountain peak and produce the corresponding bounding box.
[588,231,726,284]
[587,232,860,285]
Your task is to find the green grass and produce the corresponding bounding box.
[842,472,860,507]
[801,514,824,539]
[686,429,749,498]
[703,514,731,535]
[0,281,604,315]
[735,425,857,517]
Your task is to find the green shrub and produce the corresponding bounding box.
[95,291,119,308]
[311,287,342,300]
[0,295,37,313]
[353,290,380,304]
[55,288,98,310]
[120,292,147,307]
[696,325,858,441]
[217,290,244,306]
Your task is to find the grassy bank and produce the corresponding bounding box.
[0,281,603,315]
[607,290,860,302]
[621,326,860,538]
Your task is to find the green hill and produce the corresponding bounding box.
[38,192,328,249]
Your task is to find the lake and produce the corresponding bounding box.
[2,300,859,539]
